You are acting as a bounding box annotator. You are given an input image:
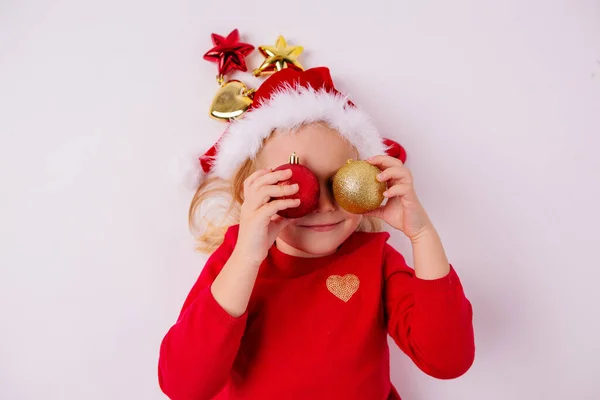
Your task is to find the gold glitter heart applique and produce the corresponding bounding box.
[326,274,360,302]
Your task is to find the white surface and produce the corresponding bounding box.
[1,1,599,399]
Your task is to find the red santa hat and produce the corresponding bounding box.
[194,67,406,186]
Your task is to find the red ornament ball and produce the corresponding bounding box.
[272,153,320,219]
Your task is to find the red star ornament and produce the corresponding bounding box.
[203,29,255,78]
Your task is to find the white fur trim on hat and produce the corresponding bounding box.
[170,150,206,192]
[211,84,387,180]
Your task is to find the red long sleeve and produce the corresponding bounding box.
[158,228,247,400]
[383,244,475,379]
[158,226,474,399]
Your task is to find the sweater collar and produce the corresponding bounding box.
[263,234,356,278]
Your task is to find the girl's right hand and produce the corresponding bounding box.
[234,168,301,266]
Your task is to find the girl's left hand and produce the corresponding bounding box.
[365,155,432,241]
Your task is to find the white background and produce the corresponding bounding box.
[1,0,599,399]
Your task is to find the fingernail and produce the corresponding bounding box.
[383,191,389,196]
[377,174,384,180]
[292,184,299,189]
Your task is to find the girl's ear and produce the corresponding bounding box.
[383,138,407,164]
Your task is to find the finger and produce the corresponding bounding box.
[366,154,404,169]
[248,183,299,209]
[261,183,300,199]
[364,206,385,219]
[383,183,413,198]
[243,170,295,211]
[252,168,293,189]
[376,167,412,184]
[259,198,301,219]
[270,215,294,232]
[245,168,271,189]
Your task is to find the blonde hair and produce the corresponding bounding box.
[188,129,383,254]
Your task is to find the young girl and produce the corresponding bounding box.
[158,67,475,400]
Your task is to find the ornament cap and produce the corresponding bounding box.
[289,152,300,164]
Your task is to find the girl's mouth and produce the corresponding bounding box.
[298,221,343,232]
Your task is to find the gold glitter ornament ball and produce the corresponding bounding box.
[332,160,386,214]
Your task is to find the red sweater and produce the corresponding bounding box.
[158,225,474,400]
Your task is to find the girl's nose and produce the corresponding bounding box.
[315,180,336,213]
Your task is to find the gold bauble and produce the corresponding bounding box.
[332,160,386,214]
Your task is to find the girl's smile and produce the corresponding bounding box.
[297,220,344,232]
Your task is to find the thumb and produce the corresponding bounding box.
[270,214,295,232]
[364,206,385,219]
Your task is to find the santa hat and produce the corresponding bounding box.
[194,67,406,186]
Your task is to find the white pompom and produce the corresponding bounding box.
[171,151,206,191]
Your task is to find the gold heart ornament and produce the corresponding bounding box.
[209,80,254,121]
[326,274,360,302]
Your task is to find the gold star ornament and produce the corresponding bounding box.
[252,35,304,76]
